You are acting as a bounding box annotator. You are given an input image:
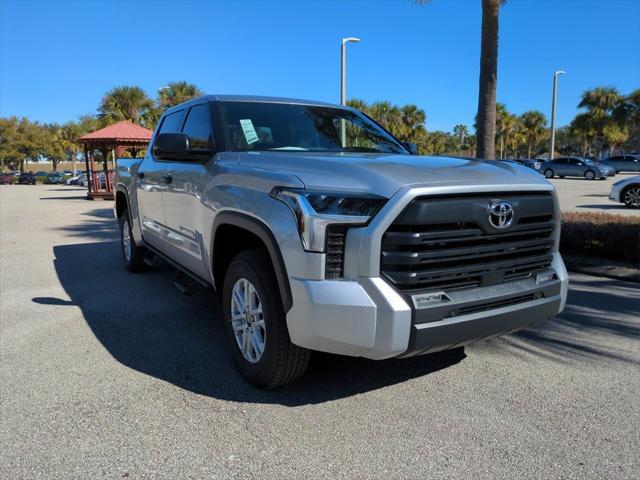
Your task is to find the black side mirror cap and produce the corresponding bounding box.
[153,133,190,160]
[403,142,419,155]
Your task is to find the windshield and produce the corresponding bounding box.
[581,158,596,165]
[219,101,408,154]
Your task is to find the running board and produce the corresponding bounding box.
[143,244,212,292]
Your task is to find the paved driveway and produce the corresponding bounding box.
[550,172,639,217]
[1,185,639,479]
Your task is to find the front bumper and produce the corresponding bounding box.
[286,252,568,359]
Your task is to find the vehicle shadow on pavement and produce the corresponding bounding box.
[489,276,640,364]
[577,204,632,211]
[40,239,466,406]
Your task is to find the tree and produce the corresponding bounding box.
[453,124,469,153]
[159,81,203,109]
[0,117,22,171]
[519,110,548,158]
[98,86,154,127]
[577,87,625,155]
[416,0,504,159]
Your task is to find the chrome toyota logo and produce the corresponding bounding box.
[488,201,514,229]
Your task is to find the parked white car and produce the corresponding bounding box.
[609,175,640,208]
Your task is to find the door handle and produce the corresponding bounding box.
[160,174,173,184]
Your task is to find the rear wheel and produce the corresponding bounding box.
[623,186,640,208]
[544,169,554,179]
[222,249,310,388]
[118,208,147,272]
[584,170,596,180]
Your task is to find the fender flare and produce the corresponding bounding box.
[212,211,293,312]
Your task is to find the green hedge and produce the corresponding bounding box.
[561,212,640,263]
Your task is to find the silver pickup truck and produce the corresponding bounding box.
[114,95,568,388]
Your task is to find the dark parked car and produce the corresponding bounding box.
[0,173,15,184]
[45,172,64,184]
[601,154,640,173]
[541,157,612,180]
[503,158,542,172]
[18,172,36,185]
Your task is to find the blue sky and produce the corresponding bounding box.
[1,0,638,132]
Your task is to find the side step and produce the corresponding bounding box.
[173,271,198,296]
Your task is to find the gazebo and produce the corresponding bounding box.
[77,120,153,200]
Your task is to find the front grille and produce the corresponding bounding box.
[381,192,555,291]
[325,226,347,279]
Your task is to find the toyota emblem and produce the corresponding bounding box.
[488,201,514,229]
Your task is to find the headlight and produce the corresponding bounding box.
[271,188,386,252]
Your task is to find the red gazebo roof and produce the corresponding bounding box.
[77,120,153,146]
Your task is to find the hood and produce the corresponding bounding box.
[238,152,550,198]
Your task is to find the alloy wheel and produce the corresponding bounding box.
[624,187,640,208]
[230,278,266,363]
[122,219,133,262]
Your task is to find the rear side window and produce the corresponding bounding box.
[158,110,184,134]
[182,104,213,150]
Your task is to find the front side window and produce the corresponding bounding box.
[158,110,184,134]
[219,101,408,154]
[182,104,213,151]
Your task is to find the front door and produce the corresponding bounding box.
[162,102,215,280]
[136,108,185,251]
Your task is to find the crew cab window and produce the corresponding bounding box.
[182,104,213,150]
[158,110,184,134]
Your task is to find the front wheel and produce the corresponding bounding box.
[118,208,147,272]
[623,186,640,208]
[222,249,310,388]
[584,170,596,180]
[544,169,554,179]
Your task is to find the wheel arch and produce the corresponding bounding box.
[211,211,293,312]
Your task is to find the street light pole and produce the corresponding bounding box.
[549,70,565,160]
[340,37,360,146]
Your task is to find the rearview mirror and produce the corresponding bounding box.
[403,142,419,155]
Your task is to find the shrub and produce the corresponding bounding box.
[561,212,640,263]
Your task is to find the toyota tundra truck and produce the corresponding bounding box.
[114,95,568,388]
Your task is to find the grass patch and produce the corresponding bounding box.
[561,212,640,264]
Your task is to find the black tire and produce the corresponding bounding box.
[622,185,640,209]
[584,170,596,180]
[544,169,554,179]
[222,249,310,388]
[118,207,147,272]
[559,176,565,179]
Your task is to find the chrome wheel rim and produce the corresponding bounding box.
[122,219,133,262]
[545,170,553,178]
[585,171,594,180]
[230,278,266,363]
[624,188,640,207]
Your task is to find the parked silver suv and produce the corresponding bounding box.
[114,95,568,387]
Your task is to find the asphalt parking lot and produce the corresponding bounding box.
[550,172,639,217]
[1,185,639,479]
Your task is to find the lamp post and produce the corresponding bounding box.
[340,37,360,146]
[340,37,360,105]
[549,70,565,160]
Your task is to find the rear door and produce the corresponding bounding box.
[137,109,184,248]
[554,158,569,176]
[161,101,216,280]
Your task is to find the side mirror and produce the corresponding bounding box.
[403,142,419,155]
[153,133,190,160]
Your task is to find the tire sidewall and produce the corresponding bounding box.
[222,253,285,386]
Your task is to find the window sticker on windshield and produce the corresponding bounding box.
[239,119,259,145]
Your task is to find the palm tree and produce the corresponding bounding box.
[578,87,624,155]
[453,124,469,153]
[159,81,203,109]
[519,110,548,158]
[399,104,427,141]
[98,86,154,127]
[417,0,504,159]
